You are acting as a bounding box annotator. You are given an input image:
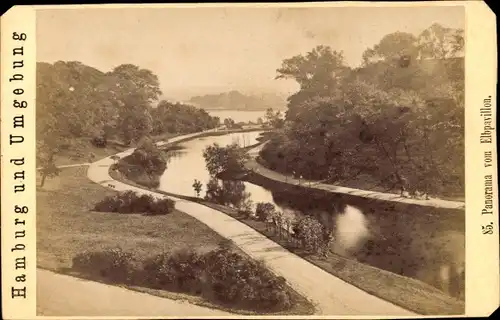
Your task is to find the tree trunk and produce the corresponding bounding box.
[40,173,47,188]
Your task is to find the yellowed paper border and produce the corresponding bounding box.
[1,4,37,320]
[464,1,498,317]
[1,1,498,319]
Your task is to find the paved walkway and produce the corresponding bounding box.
[86,131,416,316]
[37,269,232,317]
[36,162,91,170]
[245,143,465,210]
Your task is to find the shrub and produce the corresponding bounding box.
[116,138,167,187]
[255,202,276,221]
[201,248,293,311]
[142,249,205,294]
[91,135,107,148]
[293,216,327,254]
[72,248,136,283]
[72,245,295,312]
[93,191,175,215]
[147,197,176,215]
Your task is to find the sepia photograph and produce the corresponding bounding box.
[0,2,495,318]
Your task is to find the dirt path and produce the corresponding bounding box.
[245,143,465,210]
[86,132,416,316]
[37,269,233,316]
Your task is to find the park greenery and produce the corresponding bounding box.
[114,137,168,188]
[202,142,250,177]
[36,61,220,186]
[93,190,175,215]
[72,243,298,313]
[36,21,467,315]
[200,139,333,256]
[260,23,465,198]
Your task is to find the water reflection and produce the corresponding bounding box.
[158,131,465,299]
[269,187,465,298]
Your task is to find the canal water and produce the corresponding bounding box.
[158,131,465,299]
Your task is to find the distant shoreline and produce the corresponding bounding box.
[203,108,285,112]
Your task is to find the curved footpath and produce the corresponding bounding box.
[246,143,465,210]
[87,130,416,316]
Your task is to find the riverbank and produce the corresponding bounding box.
[245,143,465,210]
[107,132,463,315]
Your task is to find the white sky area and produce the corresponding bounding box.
[37,6,464,100]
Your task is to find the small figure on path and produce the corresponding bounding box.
[399,175,411,198]
[88,152,96,164]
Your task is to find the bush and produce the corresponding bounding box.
[116,138,167,187]
[142,249,205,294]
[72,247,136,283]
[202,248,292,311]
[255,202,276,221]
[71,245,295,312]
[93,191,175,215]
[91,135,107,148]
[293,216,327,254]
[147,197,176,215]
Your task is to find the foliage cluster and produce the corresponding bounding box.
[72,245,294,312]
[261,23,465,197]
[93,190,175,215]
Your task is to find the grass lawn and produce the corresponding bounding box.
[50,140,129,166]
[49,132,181,167]
[37,166,314,316]
[37,167,232,271]
[109,167,465,316]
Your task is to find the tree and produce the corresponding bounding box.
[106,64,162,104]
[106,64,161,144]
[417,23,464,60]
[37,139,62,188]
[203,143,250,177]
[362,32,419,66]
[36,98,70,187]
[192,179,203,197]
[262,23,465,198]
[37,61,120,139]
[276,45,349,120]
[223,118,236,129]
[265,108,285,129]
[150,101,220,135]
[119,106,154,145]
[36,61,163,167]
[38,158,61,188]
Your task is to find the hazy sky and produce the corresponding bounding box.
[37,5,464,100]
